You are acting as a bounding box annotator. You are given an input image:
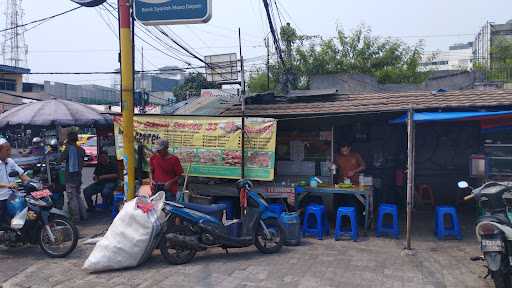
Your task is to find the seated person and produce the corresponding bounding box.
[83,151,119,211]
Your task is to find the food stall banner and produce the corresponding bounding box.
[114,116,276,181]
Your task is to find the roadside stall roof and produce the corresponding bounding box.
[390,111,512,123]
[221,89,512,117]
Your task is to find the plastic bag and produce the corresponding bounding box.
[82,191,165,272]
[11,207,27,230]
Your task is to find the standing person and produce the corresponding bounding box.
[149,139,183,201]
[83,151,119,211]
[335,142,366,185]
[61,131,87,222]
[0,139,31,225]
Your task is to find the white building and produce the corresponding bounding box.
[421,42,473,71]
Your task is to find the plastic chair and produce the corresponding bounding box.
[376,203,399,239]
[435,206,462,240]
[415,184,435,207]
[302,204,329,240]
[334,206,358,241]
[215,199,234,220]
[269,203,285,216]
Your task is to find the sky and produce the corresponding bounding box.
[4,0,512,87]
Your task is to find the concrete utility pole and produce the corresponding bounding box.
[118,0,136,200]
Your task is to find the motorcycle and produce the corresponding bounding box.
[458,180,512,288]
[158,179,284,265]
[2,171,78,258]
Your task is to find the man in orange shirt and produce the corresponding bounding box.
[335,142,366,185]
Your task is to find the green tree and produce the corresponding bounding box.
[247,72,276,93]
[248,24,429,92]
[173,72,218,102]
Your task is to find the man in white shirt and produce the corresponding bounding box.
[0,139,30,225]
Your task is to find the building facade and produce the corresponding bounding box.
[421,42,473,71]
[43,81,120,105]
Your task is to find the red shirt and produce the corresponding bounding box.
[149,154,184,193]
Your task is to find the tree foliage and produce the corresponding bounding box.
[248,24,429,92]
[173,72,218,102]
[247,73,276,94]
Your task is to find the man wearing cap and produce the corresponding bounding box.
[149,139,183,201]
[0,139,30,225]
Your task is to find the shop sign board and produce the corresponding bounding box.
[134,0,212,25]
[70,0,107,7]
[114,115,277,181]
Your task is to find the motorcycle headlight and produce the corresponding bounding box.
[477,223,501,236]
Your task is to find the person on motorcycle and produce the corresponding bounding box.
[0,139,31,225]
[30,137,45,156]
[149,139,183,201]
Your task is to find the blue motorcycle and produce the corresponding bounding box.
[158,179,284,265]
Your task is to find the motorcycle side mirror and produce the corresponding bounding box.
[457,181,469,189]
[8,171,19,178]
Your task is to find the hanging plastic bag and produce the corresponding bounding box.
[11,207,28,230]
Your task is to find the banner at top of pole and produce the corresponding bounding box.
[134,0,212,25]
[70,0,107,7]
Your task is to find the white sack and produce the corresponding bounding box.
[82,192,165,272]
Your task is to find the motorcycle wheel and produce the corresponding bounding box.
[159,224,197,265]
[255,218,283,254]
[39,216,78,258]
[491,270,512,288]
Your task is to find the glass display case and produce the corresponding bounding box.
[485,144,512,178]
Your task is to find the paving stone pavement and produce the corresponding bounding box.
[1,233,494,288]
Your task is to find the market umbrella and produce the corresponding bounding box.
[0,99,112,127]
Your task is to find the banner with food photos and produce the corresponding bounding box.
[113,115,277,181]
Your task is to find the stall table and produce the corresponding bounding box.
[297,186,374,232]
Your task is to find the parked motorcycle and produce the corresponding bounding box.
[458,180,512,288]
[158,179,284,265]
[2,171,78,258]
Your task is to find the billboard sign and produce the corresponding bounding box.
[70,0,106,7]
[205,53,238,82]
[134,0,212,25]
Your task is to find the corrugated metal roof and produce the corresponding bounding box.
[222,89,512,116]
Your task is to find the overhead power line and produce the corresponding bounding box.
[0,6,82,33]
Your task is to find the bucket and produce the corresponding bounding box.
[279,212,301,246]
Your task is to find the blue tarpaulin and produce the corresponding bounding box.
[390,111,512,124]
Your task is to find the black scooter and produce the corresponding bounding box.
[158,180,284,265]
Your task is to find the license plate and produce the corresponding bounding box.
[481,239,504,252]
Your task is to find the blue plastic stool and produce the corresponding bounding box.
[269,203,285,216]
[334,206,358,241]
[215,199,234,220]
[302,204,329,240]
[435,206,462,240]
[376,203,399,239]
[112,192,125,219]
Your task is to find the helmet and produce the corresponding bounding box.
[48,139,58,149]
[32,137,42,145]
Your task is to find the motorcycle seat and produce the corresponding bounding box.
[183,202,227,215]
